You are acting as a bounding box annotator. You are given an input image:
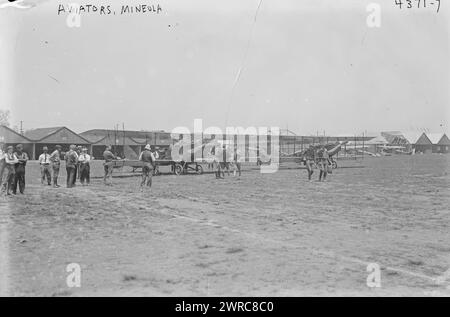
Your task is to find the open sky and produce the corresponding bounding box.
[0,0,448,135]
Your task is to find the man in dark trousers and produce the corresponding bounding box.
[318,146,330,182]
[78,147,91,186]
[13,144,28,194]
[38,146,52,186]
[303,145,316,181]
[65,144,78,188]
[50,145,62,188]
[139,144,156,189]
[103,145,117,186]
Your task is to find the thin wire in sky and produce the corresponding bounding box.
[224,0,263,127]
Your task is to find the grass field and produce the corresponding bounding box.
[0,154,449,296]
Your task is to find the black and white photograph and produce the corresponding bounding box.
[0,0,449,301]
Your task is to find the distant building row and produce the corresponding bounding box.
[1,125,448,159]
[381,131,450,154]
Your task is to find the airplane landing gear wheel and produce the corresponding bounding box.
[174,163,183,175]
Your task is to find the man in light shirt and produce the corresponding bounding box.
[2,146,18,195]
[38,146,52,186]
[78,147,91,186]
[0,143,6,191]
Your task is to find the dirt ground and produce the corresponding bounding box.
[0,154,449,296]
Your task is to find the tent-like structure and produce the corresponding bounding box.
[402,132,433,154]
[426,133,450,153]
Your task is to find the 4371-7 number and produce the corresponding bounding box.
[395,0,441,12]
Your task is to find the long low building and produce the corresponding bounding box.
[381,131,450,154]
[2,125,449,159]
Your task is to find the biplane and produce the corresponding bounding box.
[280,141,347,169]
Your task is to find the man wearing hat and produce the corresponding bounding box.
[65,144,78,188]
[38,146,52,186]
[103,145,117,186]
[13,144,28,194]
[2,146,18,195]
[50,145,62,187]
[139,144,156,189]
[78,147,91,186]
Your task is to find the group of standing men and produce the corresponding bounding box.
[39,144,91,188]
[0,143,92,195]
[0,142,156,194]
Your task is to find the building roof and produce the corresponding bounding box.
[438,134,450,145]
[79,134,105,144]
[426,133,444,145]
[402,132,432,145]
[381,131,405,144]
[129,137,149,145]
[89,135,142,146]
[24,127,62,140]
[24,126,90,144]
[0,125,33,144]
[81,131,157,145]
[80,129,163,139]
[427,133,450,145]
